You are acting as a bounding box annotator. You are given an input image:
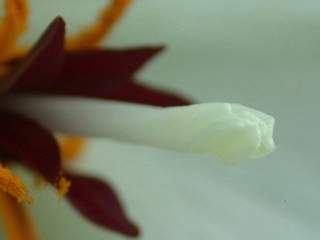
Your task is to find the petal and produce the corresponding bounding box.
[9,44,190,106]
[50,79,191,107]
[0,111,62,183]
[34,47,191,106]
[46,47,163,94]
[71,140,313,239]
[0,192,38,240]
[63,47,163,80]
[104,81,192,106]
[0,17,65,94]
[66,172,140,237]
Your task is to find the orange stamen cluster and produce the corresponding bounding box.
[0,0,29,63]
[0,165,32,204]
[0,192,38,240]
[56,177,71,197]
[58,136,86,163]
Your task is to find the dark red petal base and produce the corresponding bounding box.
[0,111,62,183]
[1,17,65,94]
[66,173,140,237]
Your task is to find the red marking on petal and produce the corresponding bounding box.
[105,81,192,106]
[66,173,140,237]
[1,17,65,93]
[0,112,62,183]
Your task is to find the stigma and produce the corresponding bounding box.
[2,95,275,163]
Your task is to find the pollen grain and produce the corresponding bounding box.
[56,177,71,198]
[0,165,32,204]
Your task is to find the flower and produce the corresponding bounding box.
[0,0,276,239]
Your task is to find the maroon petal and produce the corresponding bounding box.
[48,79,191,106]
[42,47,163,96]
[66,173,140,237]
[60,47,163,84]
[105,81,192,106]
[1,17,65,93]
[0,112,62,183]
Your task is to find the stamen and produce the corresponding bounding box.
[0,192,38,240]
[0,0,131,63]
[0,0,29,63]
[66,0,132,49]
[56,177,71,197]
[58,136,86,163]
[0,164,32,204]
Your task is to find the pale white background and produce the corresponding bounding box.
[1,0,320,239]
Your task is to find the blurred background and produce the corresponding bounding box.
[2,0,320,239]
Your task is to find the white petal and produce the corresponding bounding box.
[27,139,319,240]
[2,94,275,163]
